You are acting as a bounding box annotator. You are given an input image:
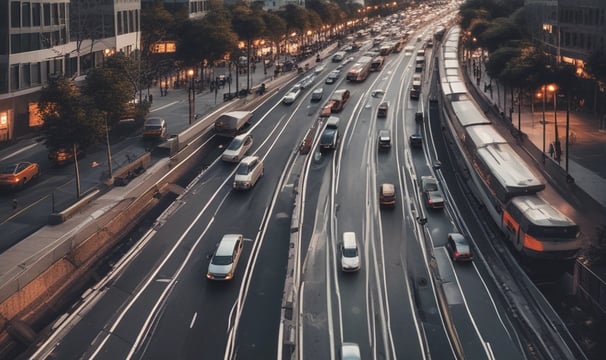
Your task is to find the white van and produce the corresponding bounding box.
[233,156,264,190]
[207,234,244,280]
[341,232,360,272]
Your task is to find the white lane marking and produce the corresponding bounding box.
[149,101,179,112]
[189,312,197,329]
[0,142,38,161]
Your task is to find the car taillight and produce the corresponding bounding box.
[454,251,460,258]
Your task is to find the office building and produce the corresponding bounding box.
[0,0,141,143]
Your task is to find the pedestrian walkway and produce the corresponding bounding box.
[468,55,606,209]
[464,51,606,244]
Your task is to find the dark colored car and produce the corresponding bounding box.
[415,112,424,123]
[320,128,339,151]
[409,134,423,148]
[421,175,444,209]
[447,232,473,262]
[48,146,84,167]
[377,102,389,118]
[378,129,391,150]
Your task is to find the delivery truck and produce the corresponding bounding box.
[214,111,253,137]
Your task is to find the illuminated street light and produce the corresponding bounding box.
[188,68,195,125]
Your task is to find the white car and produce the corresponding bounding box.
[314,64,326,74]
[282,85,302,104]
[207,234,244,281]
[221,134,253,163]
[233,156,264,190]
[341,232,360,272]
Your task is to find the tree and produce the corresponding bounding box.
[232,5,266,91]
[37,77,104,196]
[262,12,287,60]
[84,53,139,127]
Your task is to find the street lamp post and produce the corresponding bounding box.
[188,68,195,125]
[542,84,546,161]
[552,85,561,162]
[543,85,547,159]
[105,116,113,179]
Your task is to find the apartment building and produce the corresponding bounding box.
[526,0,606,67]
[0,0,141,143]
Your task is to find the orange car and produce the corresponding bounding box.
[320,100,336,117]
[0,162,40,189]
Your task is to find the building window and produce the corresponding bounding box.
[22,2,31,27]
[11,34,21,53]
[11,1,21,28]
[22,63,31,88]
[10,65,19,91]
[51,3,58,25]
[31,62,40,85]
[59,2,65,25]
[43,3,50,26]
[117,11,123,35]
[32,2,40,26]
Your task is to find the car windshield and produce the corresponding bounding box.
[227,138,243,150]
[144,125,162,131]
[236,163,251,175]
[0,165,18,174]
[321,130,335,142]
[424,181,438,191]
[343,248,358,257]
[212,255,233,265]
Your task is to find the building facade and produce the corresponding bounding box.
[0,0,141,144]
[526,0,606,68]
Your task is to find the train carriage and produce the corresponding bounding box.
[437,25,581,259]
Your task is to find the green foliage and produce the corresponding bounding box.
[83,53,138,126]
[478,17,522,53]
[37,77,104,152]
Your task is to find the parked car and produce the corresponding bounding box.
[206,234,244,280]
[233,156,264,190]
[221,134,253,162]
[421,175,444,209]
[409,133,423,148]
[447,232,473,262]
[379,183,396,207]
[311,88,324,102]
[283,85,302,104]
[48,145,84,167]
[0,162,40,190]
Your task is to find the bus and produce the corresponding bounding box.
[393,39,405,53]
[370,56,384,72]
[347,56,373,82]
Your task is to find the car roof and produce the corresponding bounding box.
[232,133,249,141]
[240,156,259,165]
[144,117,165,125]
[379,129,391,136]
[216,234,242,255]
[343,232,357,248]
[313,87,323,93]
[381,183,395,194]
[448,233,468,244]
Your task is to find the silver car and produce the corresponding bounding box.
[221,134,253,163]
[207,234,244,281]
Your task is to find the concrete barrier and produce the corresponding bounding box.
[112,152,151,186]
[47,189,100,225]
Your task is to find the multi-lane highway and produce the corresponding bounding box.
[27,7,575,360]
